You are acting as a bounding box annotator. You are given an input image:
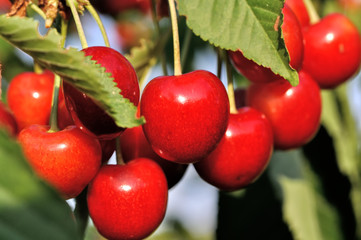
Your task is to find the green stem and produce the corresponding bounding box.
[60,17,68,48]
[85,3,110,47]
[225,51,237,114]
[74,187,89,239]
[115,137,125,165]
[66,0,88,49]
[151,0,168,76]
[33,62,43,74]
[180,27,192,72]
[29,2,47,20]
[168,0,182,76]
[48,74,61,133]
[303,0,320,24]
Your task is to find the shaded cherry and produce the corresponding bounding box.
[7,71,55,131]
[0,101,18,136]
[285,0,310,29]
[18,125,102,199]
[228,4,304,83]
[140,70,229,164]
[63,46,139,140]
[119,125,188,189]
[57,97,115,163]
[246,70,321,150]
[87,158,168,240]
[194,107,273,191]
[303,13,361,89]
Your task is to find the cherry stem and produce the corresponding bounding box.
[60,17,68,48]
[48,74,61,133]
[151,0,168,76]
[33,62,43,74]
[28,2,47,20]
[85,3,110,47]
[225,51,237,114]
[303,0,320,24]
[74,187,89,239]
[168,0,182,76]
[115,137,125,165]
[66,0,88,49]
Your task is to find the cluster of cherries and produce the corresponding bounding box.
[0,0,360,240]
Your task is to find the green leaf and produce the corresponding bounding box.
[0,130,80,240]
[126,38,157,85]
[320,87,361,238]
[0,14,144,128]
[177,0,299,85]
[280,176,343,240]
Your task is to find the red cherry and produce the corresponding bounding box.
[282,4,304,70]
[119,126,188,189]
[87,159,168,240]
[194,107,273,191]
[246,70,321,150]
[63,46,139,140]
[7,71,55,131]
[229,4,304,83]
[18,125,102,199]
[0,0,11,12]
[94,0,151,15]
[0,101,18,136]
[140,70,229,164]
[303,13,361,89]
[285,0,311,28]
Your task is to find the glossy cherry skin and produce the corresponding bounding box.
[87,158,168,240]
[63,46,139,140]
[140,70,230,164]
[18,125,102,199]
[303,13,361,89]
[0,102,18,136]
[246,70,321,150]
[194,108,273,191]
[119,125,188,189]
[229,4,304,83]
[285,0,310,28]
[7,71,55,131]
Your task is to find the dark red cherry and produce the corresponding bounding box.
[63,46,139,140]
[119,125,188,189]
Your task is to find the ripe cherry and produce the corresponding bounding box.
[140,70,229,164]
[194,107,273,191]
[63,46,139,140]
[93,0,151,15]
[0,101,17,136]
[87,158,168,240]
[119,125,188,189]
[7,71,55,131]
[246,70,321,150]
[285,0,310,28]
[303,13,361,89]
[228,4,304,83]
[18,125,102,199]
